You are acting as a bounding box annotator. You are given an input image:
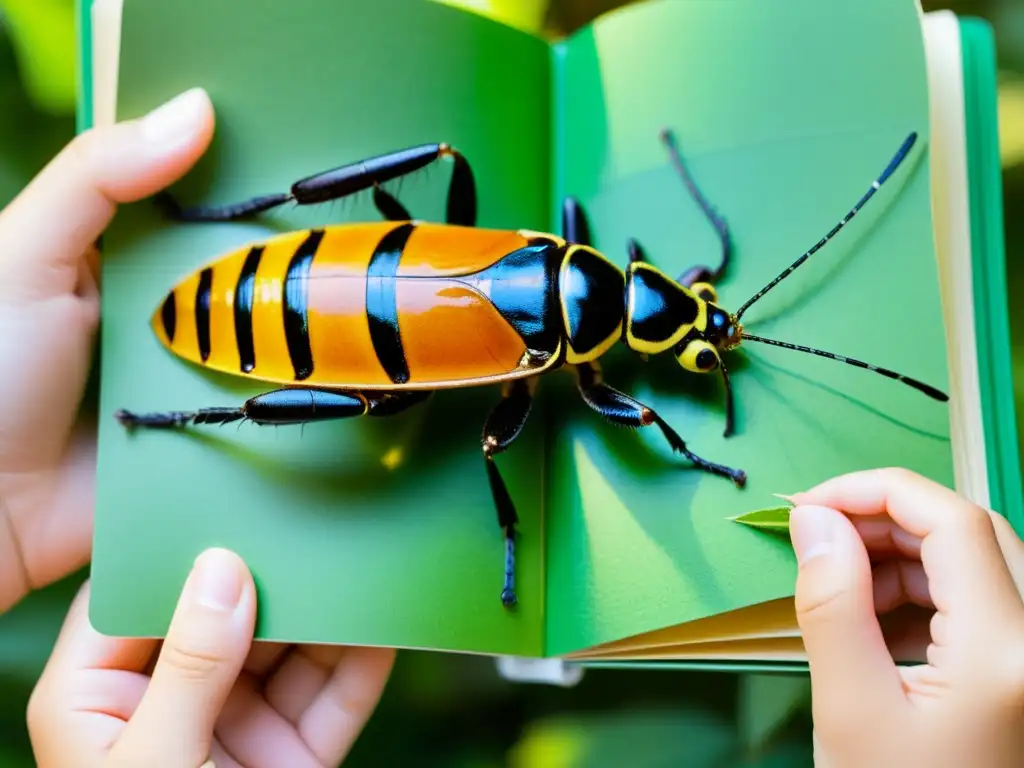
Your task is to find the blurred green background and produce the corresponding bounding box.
[0,0,1020,765]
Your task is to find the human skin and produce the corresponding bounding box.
[0,86,395,767]
[788,467,1024,768]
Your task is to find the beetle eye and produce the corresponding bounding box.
[696,348,718,370]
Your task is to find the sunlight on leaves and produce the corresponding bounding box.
[431,0,549,34]
[0,0,76,115]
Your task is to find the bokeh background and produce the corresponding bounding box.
[0,0,1020,765]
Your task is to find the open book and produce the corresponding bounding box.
[79,0,1020,670]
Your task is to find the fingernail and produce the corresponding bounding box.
[773,493,797,504]
[189,548,244,612]
[789,505,840,565]
[140,87,209,148]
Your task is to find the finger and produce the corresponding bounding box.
[872,560,932,613]
[0,87,214,303]
[298,646,396,766]
[789,505,907,735]
[214,675,322,768]
[989,510,1024,596]
[851,516,922,562]
[791,468,1024,655]
[27,582,158,762]
[244,642,290,676]
[110,549,256,768]
[264,645,345,724]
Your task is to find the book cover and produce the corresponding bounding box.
[82,0,966,663]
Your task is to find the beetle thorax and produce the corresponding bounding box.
[557,245,628,364]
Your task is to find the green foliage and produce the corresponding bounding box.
[0,0,77,115]
[729,506,793,535]
[0,21,73,206]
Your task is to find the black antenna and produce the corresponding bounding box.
[734,132,918,321]
[740,332,948,401]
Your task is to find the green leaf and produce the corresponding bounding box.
[0,0,77,115]
[729,506,792,533]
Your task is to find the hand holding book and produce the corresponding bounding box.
[787,468,1024,767]
[0,81,1021,760]
[0,85,214,615]
[0,87,393,766]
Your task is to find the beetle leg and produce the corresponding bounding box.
[114,388,431,429]
[561,196,593,246]
[481,377,536,608]
[574,361,745,487]
[627,237,648,264]
[372,184,411,221]
[157,143,477,227]
[659,127,732,288]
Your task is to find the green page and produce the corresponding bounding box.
[88,0,955,659]
[583,11,1017,673]
[91,0,553,656]
[542,0,951,655]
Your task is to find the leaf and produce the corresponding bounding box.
[729,505,792,533]
[0,0,77,115]
[431,0,550,34]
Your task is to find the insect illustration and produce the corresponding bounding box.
[115,129,948,608]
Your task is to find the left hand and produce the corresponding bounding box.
[27,548,395,767]
[0,87,215,612]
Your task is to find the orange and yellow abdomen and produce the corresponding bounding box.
[151,221,568,389]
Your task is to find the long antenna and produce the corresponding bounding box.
[740,332,948,401]
[734,132,918,321]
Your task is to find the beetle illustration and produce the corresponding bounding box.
[115,129,948,608]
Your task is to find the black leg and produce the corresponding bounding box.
[660,128,732,288]
[575,362,745,487]
[561,196,593,246]
[480,377,535,608]
[720,361,735,438]
[115,388,430,429]
[372,185,412,221]
[627,237,647,264]
[157,142,477,227]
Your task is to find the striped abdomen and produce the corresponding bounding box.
[150,221,567,389]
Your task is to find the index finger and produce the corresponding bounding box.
[791,467,1024,650]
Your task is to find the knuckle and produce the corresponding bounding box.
[64,128,101,175]
[878,465,918,488]
[159,638,228,680]
[794,575,847,623]
[952,498,994,537]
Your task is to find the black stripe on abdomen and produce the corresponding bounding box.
[195,267,213,362]
[283,230,324,381]
[160,291,176,343]
[233,245,264,373]
[366,222,414,384]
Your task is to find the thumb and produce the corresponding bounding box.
[111,548,256,768]
[790,505,906,728]
[0,86,214,302]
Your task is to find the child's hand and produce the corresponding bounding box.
[27,548,395,767]
[0,87,214,612]
[789,467,1024,767]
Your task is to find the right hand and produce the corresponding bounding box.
[787,467,1024,768]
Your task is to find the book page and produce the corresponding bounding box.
[923,10,987,508]
[89,0,553,656]
[90,0,122,128]
[544,0,954,656]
